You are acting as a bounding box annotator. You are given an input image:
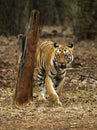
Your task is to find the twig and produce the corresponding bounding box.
[66,67,97,71]
[89,75,97,81]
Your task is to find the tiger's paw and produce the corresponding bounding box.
[48,94,62,107]
[54,99,62,107]
[38,93,47,102]
[50,97,62,107]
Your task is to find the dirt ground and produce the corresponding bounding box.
[0,27,97,130]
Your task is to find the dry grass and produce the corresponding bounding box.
[0,28,97,129]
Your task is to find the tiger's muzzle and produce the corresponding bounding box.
[55,62,66,69]
[59,63,66,69]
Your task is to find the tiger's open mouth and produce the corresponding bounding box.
[60,64,66,69]
[54,61,67,69]
[55,62,66,69]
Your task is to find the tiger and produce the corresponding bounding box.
[35,41,74,106]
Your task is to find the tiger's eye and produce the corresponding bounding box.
[56,50,61,56]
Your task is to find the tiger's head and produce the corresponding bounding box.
[53,42,74,69]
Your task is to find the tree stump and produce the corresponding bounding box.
[15,10,40,105]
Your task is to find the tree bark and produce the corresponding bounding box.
[15,10,40,105]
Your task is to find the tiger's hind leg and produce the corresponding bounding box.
[56,77,65,97]
[37,68,47,102]
[38,86,46,102]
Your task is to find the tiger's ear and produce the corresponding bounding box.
[68,42,74,48]
[53,42,59,48]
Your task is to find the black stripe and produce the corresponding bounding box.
[55,76,63,81]
[39,83,43,86]
[53,59,56,66]
[38,72,44,77]
[37,76,44,80]
[59,70,66,75]
[41,66,45,73]
[50,70,56,76]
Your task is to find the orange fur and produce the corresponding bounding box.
[36,41,73,106]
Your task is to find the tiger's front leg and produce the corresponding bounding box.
[45,75,62,106]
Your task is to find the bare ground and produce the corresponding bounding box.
[0,28,97,130]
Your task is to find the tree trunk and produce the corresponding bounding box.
[15,10,40,105]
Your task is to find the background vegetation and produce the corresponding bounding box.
[0,0,97,40]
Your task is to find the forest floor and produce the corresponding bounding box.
[0,27,97,130]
